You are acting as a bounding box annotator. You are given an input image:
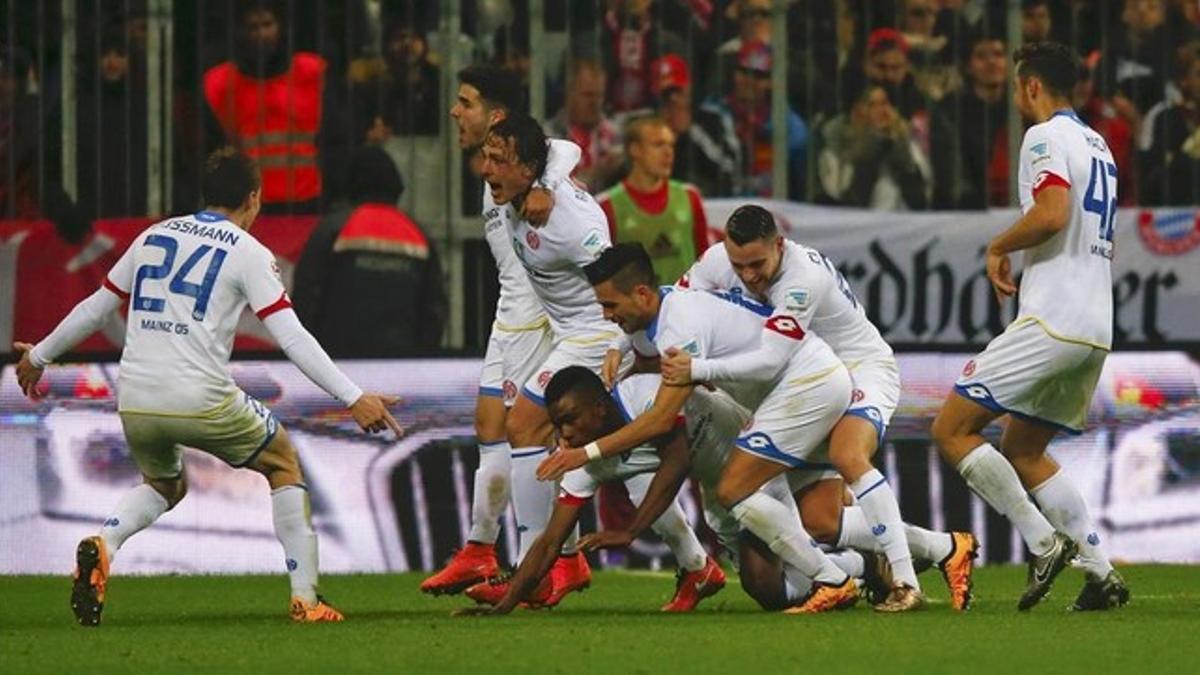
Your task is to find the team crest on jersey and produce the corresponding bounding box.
[1137,209,1200,255]
[784,287,811,311]
[852,389,865,403]
[581,229,606,257]
[537,370,553,389]
[962,360,976,377]
[765,315,805,340]
[526,230,541,250]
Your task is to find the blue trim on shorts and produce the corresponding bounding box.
[845,406,886,450]
[511,447,549,459]
[478,386,504,398]
[611,386,633,423]
[235,414,279,468]
[520,386,547,407]
[735,431,834,470]
[952,383,1083,436]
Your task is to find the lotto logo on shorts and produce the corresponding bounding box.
[502,379,517,402]
[537,370,553,389]
[852,389,865,403]
[765,316,805,340]
[962,385,990,401]
[739,432,781,454]
[526,230,541,250]
[962,360,976,377]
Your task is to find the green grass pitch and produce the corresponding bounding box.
[2,565,1197,674]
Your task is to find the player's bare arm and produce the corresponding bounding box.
[986,185,1071,302]
[579,425,692,552]
[13,342,44,399]
[537,381,693,481]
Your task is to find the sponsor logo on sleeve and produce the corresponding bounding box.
[784,287,811,311]
[581,229,607,257]
[677,339,701,356]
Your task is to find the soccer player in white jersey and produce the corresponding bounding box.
[471,113,621,605]
[539,243,861,614]
[931,42,1129,612]
[12,148,401,626]
[423,65,584,595]
[456,367,724,615]
[677,205,977,611]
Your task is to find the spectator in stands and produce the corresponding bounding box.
[816,84,931,210]
[352,18,440,142]
[650,54,741,197]
[1022,0,1054,42]
[203,1,347,214]
[1140,41,1200,204]
[545,57,624,192]
[0,47,43,220]
[1097,0,1181,130]
[900,0,961,103]
[844,28,927,121]
[598,116,710,286]
[595,0,686,112]
[716,0,773,88]
[292,146,446,356]
[1075,60,1137,205]
[722,40,808,199]
[930,31,1010,209]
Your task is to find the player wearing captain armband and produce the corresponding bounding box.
[930,41,1128,612]
[13,148,401,626]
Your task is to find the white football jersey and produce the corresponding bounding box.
[104,211,292,414]
[613,373,749,489]
[682,240,892,364]
[1016,110,1115,348]
[503,179,613,338]
[631,287,841,409]
[483,191,546,330]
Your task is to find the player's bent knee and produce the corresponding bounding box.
[147,475,187,508]
[505,401,549,447]
[740,573,788,611]
[715,478,749,511]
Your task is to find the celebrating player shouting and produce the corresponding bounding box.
[13,148,401,626]
[931,41,1129,612]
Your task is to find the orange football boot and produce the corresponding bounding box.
[939,531,979,611]
[421,542,501,596]
[290,595,345,623]
[783,577,860,614]
[543,552,591,607]
[70,536,110,627]
[662,556,726,613]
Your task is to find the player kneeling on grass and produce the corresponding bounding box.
[13,147,401,626]
[456,367,724,615]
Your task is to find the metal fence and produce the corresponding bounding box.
[3,0,1199,349]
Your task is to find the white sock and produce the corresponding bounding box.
[561,524,580,556]
[826,549,865,578]
[510,447,555,563]
[624,471,706,571]
[850,469,919,589]
[957,443,1056,555]
[272,485,319,604]
[1031,469,1113,580]
[100,484,169,560]
[838,505,954,564]
[904,523,954,564]
[783,570,813,603]
[467,441,511,544]
[729,491,846,585]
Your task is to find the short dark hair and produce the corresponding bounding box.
[584,242,657,290]
[202,147,260,210]
[488,114,549,182]
[1013,41,1079,99]
[345,146,404,203]
[458,64,525,114]
[725,205,778,245]
[544,366,608,411]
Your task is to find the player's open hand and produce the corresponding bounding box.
[578,529,633,552]
[349,393,404,439]
[522,187,555,226]
[13,342,44,400]
[660,347,693,386]
[536,445,587,481]
[601,348,624,388]
[985,246,1017,304]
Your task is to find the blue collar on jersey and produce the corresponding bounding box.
[1050,108,1086,127]
[195,210,230,223]
[643,286,675,342]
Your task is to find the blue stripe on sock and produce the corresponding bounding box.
[855,476,887,500]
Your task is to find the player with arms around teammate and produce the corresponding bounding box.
[13,148,401,626]
[931,42,1128,612]
[473,113,619,604]
[675,205,977,611]
[422,65,583,595]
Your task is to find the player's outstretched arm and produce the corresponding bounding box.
[985,185,1071,302]
[14,286,126,399]
[457,500,583,617]
[663,316,803,387]
[537,381,693,481]
[579,426,692,552]
[261,308,403,438]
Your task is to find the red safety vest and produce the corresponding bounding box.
[204,53,325,203]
